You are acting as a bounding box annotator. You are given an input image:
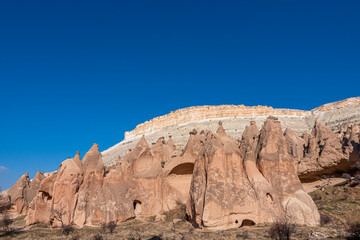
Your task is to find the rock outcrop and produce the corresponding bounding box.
[102,97,360,167]
[187,119,319,230]
[284,121,360,181]
[256,118,319,225]
[26,172,57,225]
[27,134,198,227]
[7,171,45,215]
[6,96,360,230]
[21,117,344,230]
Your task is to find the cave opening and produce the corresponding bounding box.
[169,163,194,175]
[133,200,142,216]
[240,219,255,227]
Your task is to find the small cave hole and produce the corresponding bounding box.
[240,219,255,227]
[266,193,273,202]
[235,220,238,224]
[133,200,142,216]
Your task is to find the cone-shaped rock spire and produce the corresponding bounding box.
[136,135,149,150]
[72,151,81,169]
[216,121,225,135]
[82,143,103,175]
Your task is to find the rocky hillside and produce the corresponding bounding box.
[1,114,359,231]
[102,97,360,166]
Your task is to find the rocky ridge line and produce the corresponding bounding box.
[2,117,359,230]
[102,97,360,166]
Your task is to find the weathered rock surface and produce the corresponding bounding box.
[26,172,57,225]
[102,97,360,167]
[26,133,199,227]
[284,121,360,181]
[256,118,319,225]
[7,171,45,215]
[20,118,327,230]
[5,98,360,230]
[187,120,319,230]
[51,152,83,226]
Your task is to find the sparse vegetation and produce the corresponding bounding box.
[162,203,187,222]
[107,221,116,233]
[346,222,360,240]
[0,179,359,239]
[309,179,360,225]
[0,213,12,232]
[320,214,331,226]
[92,232,104,240]
[236,230,249,239]
[147,215,156,222]
[269,215,295,240]
[0,187,12,233]
[61,225,75,236]
[51,203,66,227]
[100,222,106,233]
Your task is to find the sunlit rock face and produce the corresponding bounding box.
[187,119,320,230]
[5,98,360,230]
[25,132,199,227]
[101,97,360,167]
[20,118,326,230]
[7,171,45,215]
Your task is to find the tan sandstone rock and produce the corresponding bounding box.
[187,119,320,230]
[25,119,360,229]
[7,171,44,215]
[298,121,352,180]
[257,117,320,226]
[51,153,82,226]
[27,172,57,225]
[21,116,360,230]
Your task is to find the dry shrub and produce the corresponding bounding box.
[163,204,186,222]
[0,213,12,231]
[100,222,106,233]
[70,233,81,240]
[269,216,295,240]
[320,214,331,226]
[62,225,75,236]
[107,221,116,233]
[92,232,103,240]
[346,222,360,240]
[311,192,322,201]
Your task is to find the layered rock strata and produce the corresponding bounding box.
[3,116,359,230]
[20,118,348,229]
[102,97,360,166]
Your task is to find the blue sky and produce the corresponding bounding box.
[0,0,359,189]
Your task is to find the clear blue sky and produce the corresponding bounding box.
[0,0,359,189]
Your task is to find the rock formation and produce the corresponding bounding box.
[287,121,360,181]
[102,97,360,166]
[22,117,357,230]
[7,171,45,215]
[4,97,360,230]
[26,133,199,227]
[187,119,319,230]
[26,171,57,225]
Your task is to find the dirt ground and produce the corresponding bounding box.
[1,177,359,240]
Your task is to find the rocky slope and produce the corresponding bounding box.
[101,97,360,166]
[1,97,359,232]
[2,115,359,230]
